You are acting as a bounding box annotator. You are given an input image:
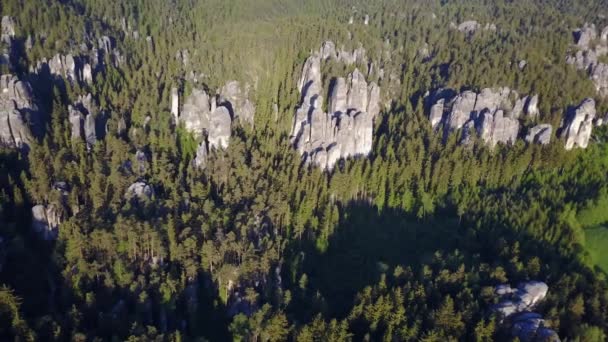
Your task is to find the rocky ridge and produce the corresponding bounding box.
[427,87,543,147]
[567,23,608,97]
[291,42,380,169]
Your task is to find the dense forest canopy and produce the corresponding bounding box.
[1,0,608,341]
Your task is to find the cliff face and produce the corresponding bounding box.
[562,98,596,150]
[567,23,608,97]
[291,42,380,170]
[0,74,38,149]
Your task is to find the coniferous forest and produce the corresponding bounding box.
[2,0,608,341]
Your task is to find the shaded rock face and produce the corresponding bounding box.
[568,23,608,97]
[525,124,552,145]
[68,94,98,146]
[428,87,546,147]
[171,87,179,121]
[493,282,560,342]
[0,75,38,149]
[219,81,256,127]
[126,182,154,201]
[292,44,380,169]
[34,54,94,85]
[193,142,208,169]
[31,204,61,240]
[562,98,596,150]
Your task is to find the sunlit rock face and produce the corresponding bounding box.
[291,42,380,170]
[562,98,596,150]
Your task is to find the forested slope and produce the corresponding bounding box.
[1,0,608,341]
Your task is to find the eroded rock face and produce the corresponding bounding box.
[171,87,179,121]
[457,20,481,34]
[525,124,552,145]
[193,142,208,169]
[492,282,560,342]
[292,45,380,169]
[31,204,61,240]
[429,87,530,147]
[68,94,97,145]
[574,23,597,49]
[562,98,596,150]
[219,81,255,127]
[0,75,37,149]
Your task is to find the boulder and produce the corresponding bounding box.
[208,106,231,149]
[525,124,552,145]
[0,75,37,149]
[126,182,154,201]
[525,94,539,118]
[562,98,596,150]
[457,20,480,34]
[31,204,61,240]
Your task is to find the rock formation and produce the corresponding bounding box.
[0,74,37,149]
[31,204,61,240]
[525,124,552,145]
[126,182,154,201]
[493,282,560,342]
[1,16,15,44]
[208,106,231,149]
[428,87,546,147]
[171,87,179,121]
[562,98,596,150]
[567,23,608,97]
[291,44,380,169]
[219,81,256,127]
[33,53,95,85]
[68,94,98,146]
[453,20,496,35]
[316,40,368,66]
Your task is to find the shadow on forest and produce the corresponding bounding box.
[295,201,463,318]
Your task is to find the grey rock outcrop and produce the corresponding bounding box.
[428,87,533,147]
[180,85,243,150]
[181,88,210,137]
[568,23,608,97]
[34,54,94,85]
[68,94,97,146]
[1,75,37,149]
[31,204,61,240]
[126,182,154,201]
[562,98,596,150]
[171,87,179,121]
[457,20,481,34]
[591,63,608,97]
[525,124,552,145]
[219,81,255,127]
[208,106,231,149]
[193,142,208,169]
[493,282,560,342]
[1,16,15,44]
[292,46,380,169]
